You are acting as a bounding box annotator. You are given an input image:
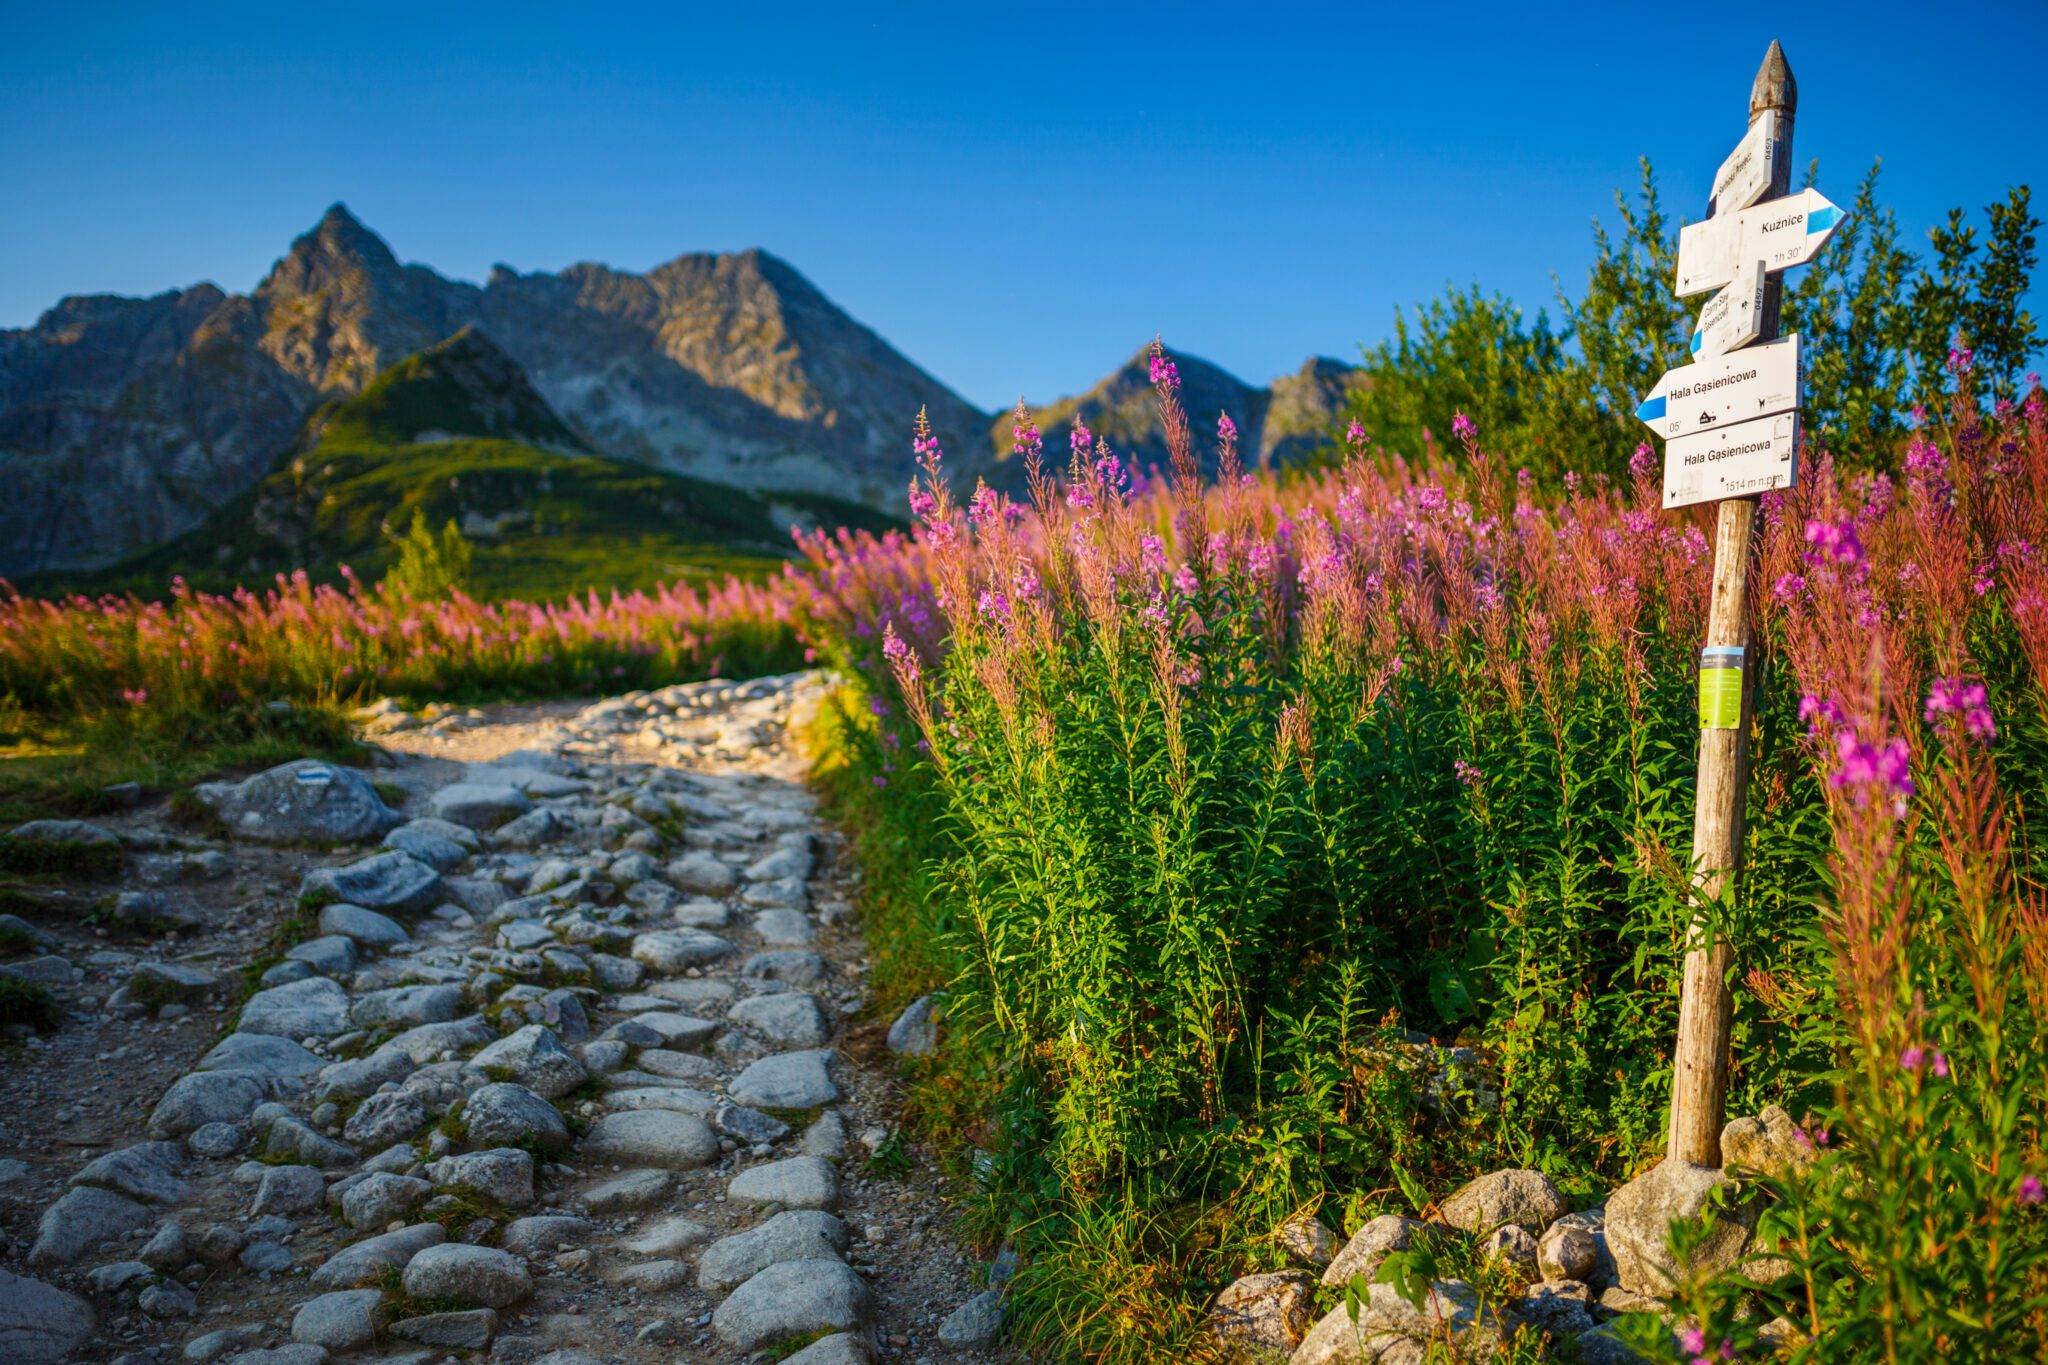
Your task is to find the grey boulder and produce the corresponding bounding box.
[729,1049,839,1109]
[341,1090,429,1148]
[1436,1168,1570,1235]
[730,992,830,1048]
[30,1186,155,1265]
[300,851,443,914]
[341,1173,432,1229]
[579,1112,718,1170]
[712,1258,871,1351]
[468,1024,587,1099]
[0,1267,94,1364]
[291,1289,381,1351]
[197,1033,326,1081]
[462,1082,571,1154]
[308,1222,447,1288]
[430,783,532,830]
[198,760,399,844]
[150,1070,268,1138]
[237,976,350,1039]
[316,902,410,949]
[728,1155,837,1210]
[71,1142,187,1205]
[698,1210,848,1293]
[401,1243,533,1308]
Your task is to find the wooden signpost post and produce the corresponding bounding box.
[1649,41,1827,1168]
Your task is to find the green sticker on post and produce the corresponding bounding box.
[1699,646,1744,729]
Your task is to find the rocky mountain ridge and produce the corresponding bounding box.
[0,205,1363,578]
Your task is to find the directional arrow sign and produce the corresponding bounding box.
[1662,412,1799,509]
[1709,111,1783,215]
[1638,335,1800,441]
[1675,187,1844,297]
[1691,260,1767,359]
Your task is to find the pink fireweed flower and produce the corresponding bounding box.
[2018,1175,2045,1205]
[1798,694,1846,736]
[1011,415,1042,461]
[1094,451,1125,491]
[908,485,936,520]
[881,620,919,684]
[1454,759,1481,787]
[1218,411,1237,444]
[1900,1044,1949,1076]
[1948,343,1975,375]
[1450,411,1477,445]
[1414,484,1448,514]
[1925,676,1996,741]
[1773,573,1808,603]
[966,483,1001,527]
[1804,517,1865,571]
[1629,442,1657,477]
[1070,421,1093,457]
[976,589,1012,625]
[1173,563,1200,596]
[1904,437,1946,475]
[1831,731,1913,809]
[1140,534,1167,574]
[1680,1326,1706,1356]
[1149,352,1179,391]
[122,688,148,706]
[1974,562,1996,597]
[1345,421,1368,454]
[1245,542,1278,581]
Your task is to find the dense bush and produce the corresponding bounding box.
[794,351,2048,1360]
[1344,168,2038,482]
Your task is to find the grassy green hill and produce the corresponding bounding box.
[43,327,898,601]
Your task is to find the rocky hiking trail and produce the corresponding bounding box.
[0,672,1015,1365]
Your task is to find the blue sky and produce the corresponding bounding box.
[2,1,2042,411]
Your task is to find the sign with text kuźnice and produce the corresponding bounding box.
[1675,187,1843,296]
[1710,110,1782,215]
[1662,412,1799,509]
[1639,334,1800,440]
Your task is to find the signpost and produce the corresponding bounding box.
[1674,186,1842,297]
[1709,109,1782,214]
[1645,41,1832,1169]
[1691,260,1767,358]
[1640,336,1801,507]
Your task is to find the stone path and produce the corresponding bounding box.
[0,672,1014,1365]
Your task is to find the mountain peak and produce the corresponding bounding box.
[316,324,582,451]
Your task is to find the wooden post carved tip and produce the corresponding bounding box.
[1750,41,1797,117]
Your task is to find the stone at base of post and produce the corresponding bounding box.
[1606,1105,1815,1294]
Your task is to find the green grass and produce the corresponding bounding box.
[0,702,365,827]
[0,836,122,877]
[0,976,60,1031]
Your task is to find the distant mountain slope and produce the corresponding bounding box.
[0,204,986,576]
[985,348,1367,484]
[69,328,900,601]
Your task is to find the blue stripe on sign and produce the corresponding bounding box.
[1690,329,1704,355]
[1637,395,1668,422]
[1808,205,1841,235]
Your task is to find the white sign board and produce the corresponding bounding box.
[1675,188,1843,297]
[1710,111,1782,215]
[1662,412,1799,509]
[1691,260,1767,359]
[1638,335,1800,441]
